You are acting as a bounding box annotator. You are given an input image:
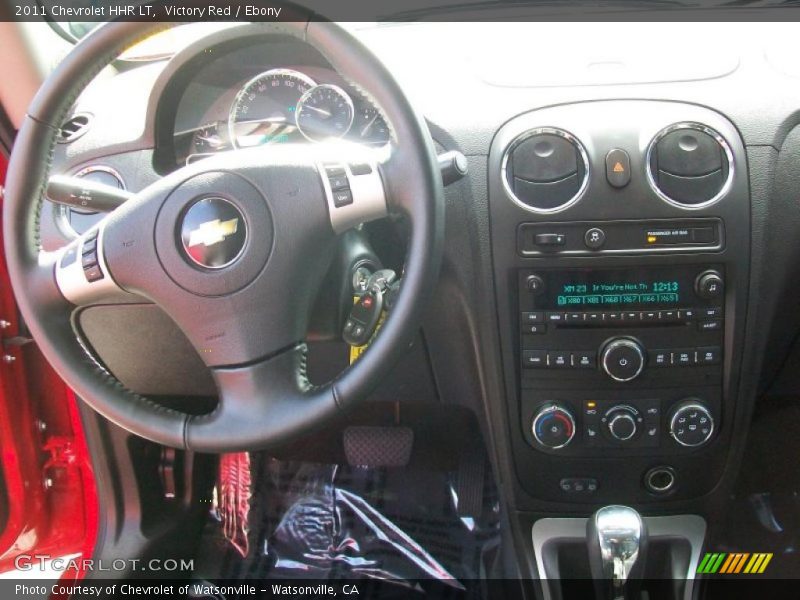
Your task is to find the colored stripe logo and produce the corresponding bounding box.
[697,552,773,574]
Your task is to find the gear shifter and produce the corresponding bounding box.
[586,505,648,600]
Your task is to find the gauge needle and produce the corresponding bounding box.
[361,113,379,137]
[235,116,288,125]
[303,105,332,119]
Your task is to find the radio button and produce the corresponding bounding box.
[601,338,646,382]
[642,311,659,322]
[565,312,585,323]
[522,322,547,334]
[585,312,604,323]
[546,312,566,323]
[701,307,722,318]
[660,310,678,322]
[674,349,695,366]
[572,351,597,368]
[622,311,641,322]
[605,312,623,323]
[548,351,571,368]
[698,319,723,332]
[697,346,722,365]
[523,350,547,368]
[695,270,724,300]
[649,349,672,366]
[522,311,544,323]
[678,308,696,320]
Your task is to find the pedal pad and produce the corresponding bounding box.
[344,426,414,468]
[455,443,485,519]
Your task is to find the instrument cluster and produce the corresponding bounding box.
[173,66,390,167]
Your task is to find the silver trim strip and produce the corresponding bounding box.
[318,158,387,234]
[55,222,123,306]
[645,122,734,210]
[500,127,590,214]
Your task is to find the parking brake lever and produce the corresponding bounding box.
[46,174,133,213]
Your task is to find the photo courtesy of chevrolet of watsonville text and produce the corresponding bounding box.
[2,1,800,599]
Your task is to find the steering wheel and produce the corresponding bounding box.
[3,19,443,452]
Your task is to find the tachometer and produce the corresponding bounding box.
[353,105,390,145]
[295,84,354,142]
[228,68,315,149]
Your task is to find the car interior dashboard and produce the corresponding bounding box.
[8,19,800,597]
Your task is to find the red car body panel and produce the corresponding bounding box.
[0,151,98,577]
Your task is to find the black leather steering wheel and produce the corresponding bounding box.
[3,18,443,452]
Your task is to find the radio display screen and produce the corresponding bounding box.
[540,268,699,310]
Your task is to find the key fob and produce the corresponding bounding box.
[343,287,384,346]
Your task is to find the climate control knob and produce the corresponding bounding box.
[669,400,714,447]
[600,338,645,382]
[532,404,576,449]
[604,405,641,441]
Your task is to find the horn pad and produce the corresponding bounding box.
[155,171,273,297]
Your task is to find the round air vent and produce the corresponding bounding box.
[57,113,92,143]
[501,128,589,213]
[647,123,733,208]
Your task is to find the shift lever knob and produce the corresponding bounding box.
[586,505,647,600]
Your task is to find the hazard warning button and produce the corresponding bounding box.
[605,148,631,188]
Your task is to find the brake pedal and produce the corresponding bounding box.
[344,426,414,468]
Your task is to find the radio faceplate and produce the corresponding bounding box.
[517,265,724,457]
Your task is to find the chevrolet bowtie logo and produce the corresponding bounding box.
[187,218,239,248]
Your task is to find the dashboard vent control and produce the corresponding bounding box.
[647,123,732,208]
[57,113,92,144]
[502,128,588,213]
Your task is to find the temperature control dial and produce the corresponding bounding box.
[532,404,576,449]
[600,338,645,382]
[603,405,643,441]
[669,400,714,447]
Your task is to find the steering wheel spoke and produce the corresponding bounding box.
[186,344,337,452]
[54,220,128,306]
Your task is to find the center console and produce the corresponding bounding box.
[488,101,750,508]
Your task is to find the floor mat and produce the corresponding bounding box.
[194,456,502,598]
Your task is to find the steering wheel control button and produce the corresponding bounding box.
[180,197,246,270]
[584,227,606,250]
[605,148,631,188]
[532,404,576,450]
[328,174,350,191]
[349,163,373,176]
[601,338,645,382]
[669,400,714,447]
[79,229,103,282]
[332,189,354,208]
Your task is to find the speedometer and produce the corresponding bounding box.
[228,68,315,149]
[295,84,354,142]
